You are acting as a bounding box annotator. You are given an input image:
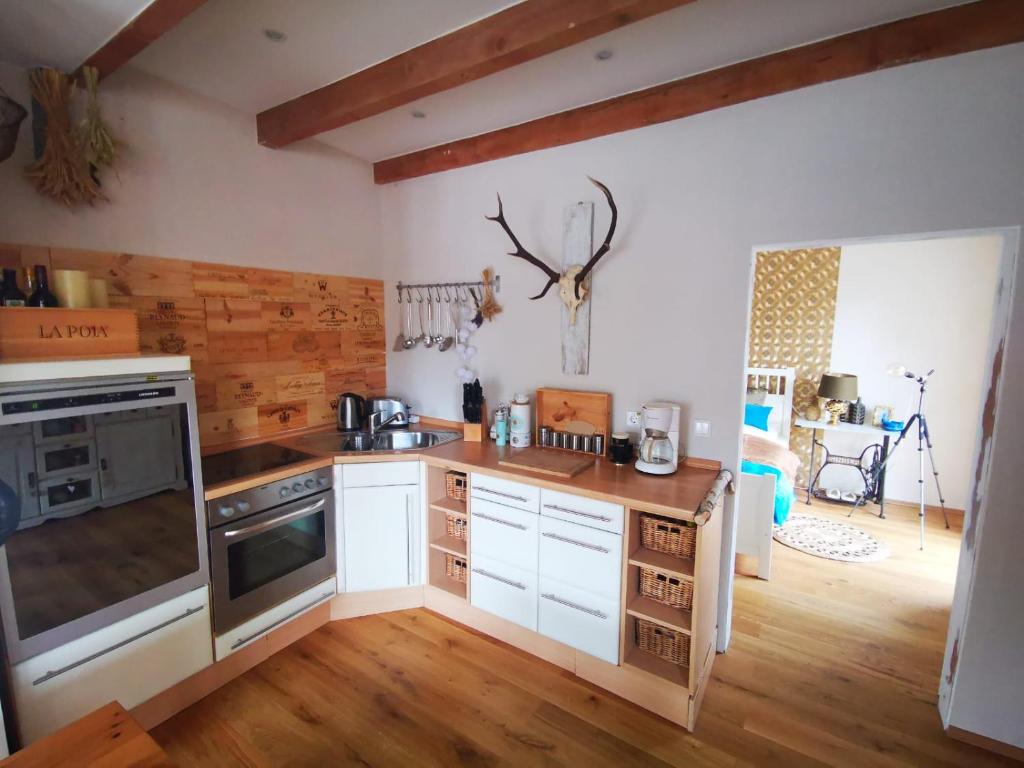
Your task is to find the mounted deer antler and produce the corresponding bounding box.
[486,177,617,324]
[485,195,561,300]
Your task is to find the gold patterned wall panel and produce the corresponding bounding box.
[748,247,841,486]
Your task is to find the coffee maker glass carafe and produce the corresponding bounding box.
[638,428,675,466]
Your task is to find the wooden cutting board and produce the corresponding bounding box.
[499,446,596,478]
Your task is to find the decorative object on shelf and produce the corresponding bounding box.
[88,277,109,308]
[804,403,822,421]
[0,86,28,163]
[52,269,92,308]
[871,404,893,427]
[486,177,618,375]
[444,471,467,501]
[817,372,857,425]
[25,68,104,206]
[77,66,118,178]
[848,396,866,425]
[772,513,890,563]
[27,265,59,307]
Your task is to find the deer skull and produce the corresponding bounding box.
[486,177,617,326]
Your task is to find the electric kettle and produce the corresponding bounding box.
[337,392,365,432]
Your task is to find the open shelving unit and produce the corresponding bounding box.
[425,463,470,600]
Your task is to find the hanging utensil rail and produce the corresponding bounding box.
[396,276,500,298]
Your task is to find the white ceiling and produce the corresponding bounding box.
[0,0,152,72]
[2,0,970,163]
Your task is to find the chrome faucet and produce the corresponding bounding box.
[369,410,408,436]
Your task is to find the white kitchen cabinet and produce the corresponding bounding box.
[470,497,539,572]
[470,553,538,631]
[538,576,620,665]
[0,433,41,523]
[539,515,622,599]
[540,488,624,534]
[11,586,213,745]
[470,473,540,513]
[95,414,184,504]
[342,462,421,593]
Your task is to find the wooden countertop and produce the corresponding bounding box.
[204,428,722,522]
[0,702,170,767]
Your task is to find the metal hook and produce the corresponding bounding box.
[444,286,452,302]
[415,288,424,302]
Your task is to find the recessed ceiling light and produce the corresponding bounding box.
[263,28,287,42]
[595,49,613,61]
[411,110,427,119]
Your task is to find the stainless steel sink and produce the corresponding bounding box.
[295,429,461,455]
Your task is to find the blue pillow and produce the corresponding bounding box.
[744,403,773,432]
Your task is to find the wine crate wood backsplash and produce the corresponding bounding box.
[0,243,386,446]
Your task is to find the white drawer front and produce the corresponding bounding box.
[540,488,624,534]
[12,587,213,745]
[539,516,622,600]
[470,473,540,513]
[470,553,537,631]
[538,576,620,665]
[470,498,539,572]
[343,461,420,488]
[215,576,336,660]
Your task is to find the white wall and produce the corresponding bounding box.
[818,236,1002,509]
[0,62,381,277]
[378,42,1024,745]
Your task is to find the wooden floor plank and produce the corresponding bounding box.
[152,501,1016,766]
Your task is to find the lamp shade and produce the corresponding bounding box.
[818,373,858,401]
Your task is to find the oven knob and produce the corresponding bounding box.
[236,500,251,514]
[304,478,315,489]
[292,482,304,493]
[316,476,327,487]
[217,505,234,518]
[280,487,291,498]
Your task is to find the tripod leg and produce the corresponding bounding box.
[921,417,951,530]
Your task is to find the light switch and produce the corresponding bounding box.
[694,419,711,437]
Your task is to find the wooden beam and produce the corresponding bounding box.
[74,0,208,82]
[256,0,695,149]
[374,0,1024,184]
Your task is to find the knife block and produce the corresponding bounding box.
[463,401,488,442]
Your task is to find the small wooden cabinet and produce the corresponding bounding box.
[341,463,421,593]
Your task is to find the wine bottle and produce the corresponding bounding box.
[28,265,59,308]
[0,269,27,307]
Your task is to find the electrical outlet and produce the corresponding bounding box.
[626,410,641,427]
[694,419,711,437]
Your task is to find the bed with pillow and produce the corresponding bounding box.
[737,367,799,579]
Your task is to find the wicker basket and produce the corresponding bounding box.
[444,553,467,583]
[639,513,696,560]
[639,568,693,611]
[444,512,467,541]
[636,618,690,667]
[445,471,467,501]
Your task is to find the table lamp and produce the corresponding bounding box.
[818,373,858,425]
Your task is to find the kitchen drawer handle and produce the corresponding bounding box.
[472,511,527,530]
[475,486,528,503]
[224,498,325,538]
[542,531,609,553]
[33,605,206,685]
[230,590,335,650]
[472,568,526,591]
[541,593,608,620]
[543,504,612,523]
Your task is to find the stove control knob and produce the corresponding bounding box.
[236,500,251,514]
[280,487,291,498]
[304,478,316,489]
[292,482,304,493]
[217,505,234,518]
[316,476,327,487]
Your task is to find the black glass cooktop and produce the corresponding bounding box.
[201,444,318,486]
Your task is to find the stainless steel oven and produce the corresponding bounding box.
[0,364,208,664]
[207,467,335,634]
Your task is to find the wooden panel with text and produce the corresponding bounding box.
[1,243,386,446]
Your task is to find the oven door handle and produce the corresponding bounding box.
[223,498,326,539]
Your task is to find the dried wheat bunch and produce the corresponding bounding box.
[78,66,117,171]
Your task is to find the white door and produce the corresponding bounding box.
[0,434,41,521]
[95,415,182,502]
[343,485,418,592]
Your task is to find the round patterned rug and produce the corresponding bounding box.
[773,514,890,562]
